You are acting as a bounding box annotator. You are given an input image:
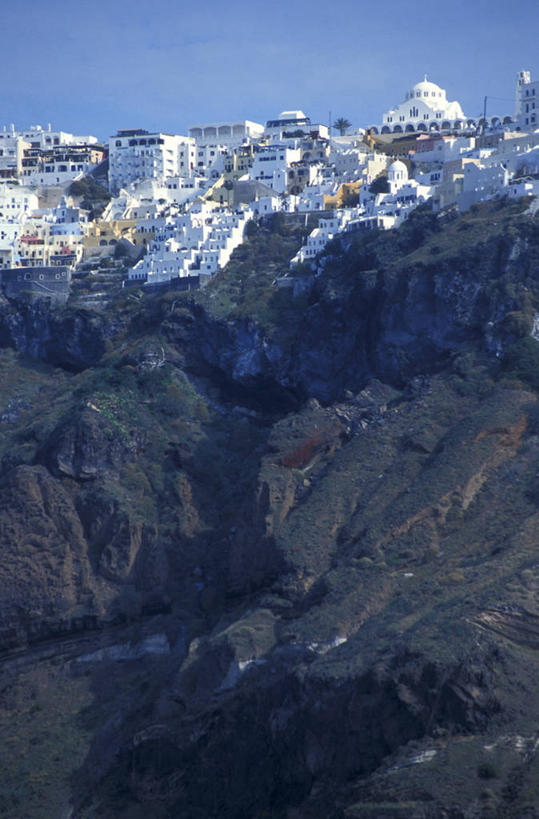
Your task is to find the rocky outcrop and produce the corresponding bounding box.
[175,211,535,406]
[0,295,123,371]
[38,403,142,479]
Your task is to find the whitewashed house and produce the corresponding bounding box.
[188,121,264,149]
[457,162,509,211]
[411,134,476,165]
[248,145,301,193]
[108,130,196,194]
[0,185,39,218]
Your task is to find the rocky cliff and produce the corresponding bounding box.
[0,199,538,819]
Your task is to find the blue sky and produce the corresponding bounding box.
[2,0,537,141]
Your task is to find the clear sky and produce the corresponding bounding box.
[2,0,537,141]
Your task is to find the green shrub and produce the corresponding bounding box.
[369,174,389,194]
[477,762,499,780]
[244,220,259,239]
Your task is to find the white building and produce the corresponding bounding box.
[0,185,39,219]
[515,70,539,131]
[411,133,476,164]
[457,162,509,211]
[0,124,97,149]
[192,144,228,176]
[188,120,264,148]
[20,151,103,186]
[0,136,29,178]
[0,184,40,268]
[360,160,432,226]
[108,130,196,194]
[506,178,539,199]
[373,77,473,134]
[291,210,359,265]
[265,111,329,141]
[248,145,301,193]
[252,195,282,215]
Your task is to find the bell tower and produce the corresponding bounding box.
[515,70,531,119]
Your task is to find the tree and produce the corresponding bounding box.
[334,117,352,136]
[369,174,389,194]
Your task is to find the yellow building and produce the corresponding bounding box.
[224,144,256,174]
[83,218,142,257]
[324,180,362,209]
[432,158,480,211]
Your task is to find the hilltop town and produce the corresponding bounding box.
[0,70,537,303]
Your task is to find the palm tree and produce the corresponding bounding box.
[333,117,352,136]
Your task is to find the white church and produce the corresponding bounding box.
[370,74,528,135]
[371,76,475,134]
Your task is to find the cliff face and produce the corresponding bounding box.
[1,200,539,819]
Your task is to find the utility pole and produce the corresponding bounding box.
[482,96,487,135]
[328,110,332,136]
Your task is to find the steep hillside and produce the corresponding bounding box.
[0,199,538,819]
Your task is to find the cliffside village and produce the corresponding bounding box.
[0,70,538,301]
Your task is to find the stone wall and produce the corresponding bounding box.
[1,265,71,302]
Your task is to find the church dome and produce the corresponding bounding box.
[407,77,446,101]
[388,160,408,177]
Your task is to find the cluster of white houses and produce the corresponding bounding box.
[129,202,255,284]
[0,69,537,290]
